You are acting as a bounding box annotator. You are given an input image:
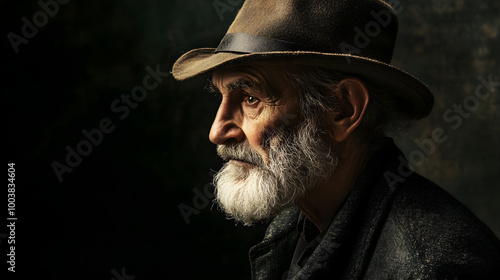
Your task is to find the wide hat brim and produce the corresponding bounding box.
[172,48,434,119]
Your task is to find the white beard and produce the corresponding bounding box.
[213,117,338,226]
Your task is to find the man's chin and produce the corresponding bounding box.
[216,188,288,227]
[214,164,293,226]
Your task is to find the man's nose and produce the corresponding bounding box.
[209,100,244,145]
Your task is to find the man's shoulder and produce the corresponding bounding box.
[368,172,500,278]
[390,172,498,244]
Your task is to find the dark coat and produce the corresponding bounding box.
[249,139,500,279]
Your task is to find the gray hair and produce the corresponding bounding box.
[282,65,417,151]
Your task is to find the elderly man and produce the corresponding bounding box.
[172,0,500,278]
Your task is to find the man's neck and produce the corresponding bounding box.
[298,139,368,232]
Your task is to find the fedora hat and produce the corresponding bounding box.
[172,0,434,119]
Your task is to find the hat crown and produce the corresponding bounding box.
[224,0,398,63]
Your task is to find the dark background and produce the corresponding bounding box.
[2,0,499,279]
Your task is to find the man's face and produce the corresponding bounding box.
[209,66,299,162]
[209,65,337,226]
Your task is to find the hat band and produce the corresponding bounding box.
[214,33,321,54]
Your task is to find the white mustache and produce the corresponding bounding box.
[216,143,265,167]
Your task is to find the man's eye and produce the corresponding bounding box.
[244,95,259,105]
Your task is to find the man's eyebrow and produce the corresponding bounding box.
[205,79,219,94]
[206,78,262,94]
[226,78,260,93]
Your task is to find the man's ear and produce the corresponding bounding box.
[327,78,369,142]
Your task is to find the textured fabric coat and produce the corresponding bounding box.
[249,139,500,279]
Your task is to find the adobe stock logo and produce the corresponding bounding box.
[384,73,499,189]
[7,0,71,54]
[51,64,169,183]
[213,0,243,21]
[339,0,408,63]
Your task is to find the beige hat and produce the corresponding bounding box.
[172,0,434,119]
